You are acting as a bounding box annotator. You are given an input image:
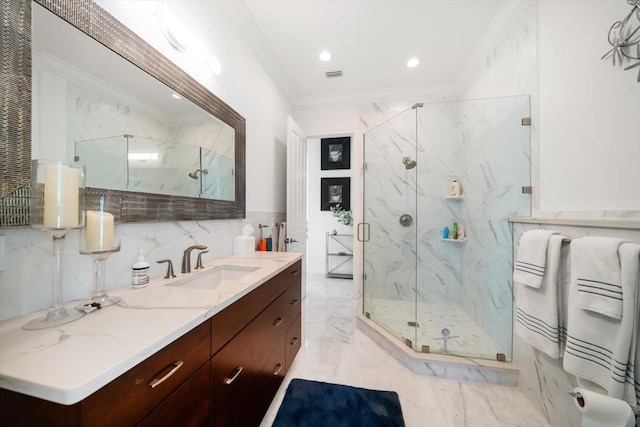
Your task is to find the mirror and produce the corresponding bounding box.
[0,0,245,226]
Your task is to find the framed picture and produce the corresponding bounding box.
[321,137,350,170]
[321,177,350,211]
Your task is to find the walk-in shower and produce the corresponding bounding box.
[361,96,531,361]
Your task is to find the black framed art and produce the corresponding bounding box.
[321,137,350,170]
[321,177,351,211]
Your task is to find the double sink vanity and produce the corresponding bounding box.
[0,252,303,426]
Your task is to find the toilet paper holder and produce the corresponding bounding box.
[568,390,640,417]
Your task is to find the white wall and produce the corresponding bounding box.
[538,1,640,213]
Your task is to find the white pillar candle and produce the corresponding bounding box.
[85,210,115,252]
[43,164,80,228]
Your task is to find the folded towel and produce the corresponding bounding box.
[514,230,559,288]
[574,237,625,320]
[515,234,567,359]
[619,243,640,411]
[564,240,638,400]
[278,222,287,252]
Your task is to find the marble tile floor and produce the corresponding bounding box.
[366,298,504,360]
[260,274,551,427]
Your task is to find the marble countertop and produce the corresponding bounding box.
[0,251,303,405]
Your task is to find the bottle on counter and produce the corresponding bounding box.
[132,249,150,288]
[449,179,461,197]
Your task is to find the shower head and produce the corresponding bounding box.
[402,157,417,169]
[188,169,208,179]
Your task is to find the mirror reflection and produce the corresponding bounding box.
[32,2,235,201]
[75,135,234,200]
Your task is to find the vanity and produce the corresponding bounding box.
[0,252,303,426]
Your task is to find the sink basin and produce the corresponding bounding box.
[166,265,259,290]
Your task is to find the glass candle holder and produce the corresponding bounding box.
[77,195,122,310]
[25,159,86,330]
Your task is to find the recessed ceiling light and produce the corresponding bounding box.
[406,57,420,68]
[172,93,182,100]
[319,51,332,62]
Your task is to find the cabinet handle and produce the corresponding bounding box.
[273,363,283,376]
[290,298,299,306]
[291,270,299,276]
[273,317,284,327]
[290,337,298,346]
[224,366,244,385]
[149,360,184,389]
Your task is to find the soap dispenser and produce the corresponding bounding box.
[132,250,150,288]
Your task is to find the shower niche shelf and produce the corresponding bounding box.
[444,195,464,201]
[441,238,466,243]
[326,233,353,279]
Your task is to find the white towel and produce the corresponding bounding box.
[564,240,638,401]
[572,387,636,427]
[574,237,626,320]
[514,230,559,288]
[278,222,287,252]
[619,243,640,411]
[515,234,567,359]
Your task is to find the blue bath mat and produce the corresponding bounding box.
[272,378,405,427]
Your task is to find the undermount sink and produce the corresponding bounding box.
[166,265,259,290]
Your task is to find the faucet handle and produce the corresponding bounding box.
[195,250,209,270]
[157,259,176,279]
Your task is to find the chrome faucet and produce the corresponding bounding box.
[181,245,208,273]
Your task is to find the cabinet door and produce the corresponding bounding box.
[137,361,211,427]
[211,295,286,426]
[81,321,211,426]
[285,313,302,373]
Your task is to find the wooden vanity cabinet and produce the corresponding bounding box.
[210,260,302,427]
[0,320,211,427]
[0,259,302,427]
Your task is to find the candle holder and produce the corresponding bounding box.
[25,160,86,330]
[77,195,122,310]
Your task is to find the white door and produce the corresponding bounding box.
[286,116,307,297]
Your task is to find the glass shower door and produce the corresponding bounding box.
[362,106,419,349]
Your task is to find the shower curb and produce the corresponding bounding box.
[357,314,519,387]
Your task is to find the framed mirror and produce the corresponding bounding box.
[0,0,246,226]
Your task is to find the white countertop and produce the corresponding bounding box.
[0,252,303,405]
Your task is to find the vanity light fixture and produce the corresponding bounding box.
[406,57,420,68]
[319,50,332,62]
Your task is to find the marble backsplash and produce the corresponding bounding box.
[0,212,284,322]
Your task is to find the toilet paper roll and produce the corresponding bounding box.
[572,388,636,427]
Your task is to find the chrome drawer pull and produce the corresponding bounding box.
[273,363,283,376]
[273,317,284,327]
[290,299,299,306]
[291,270,299,276]
[224,366,244,385]
[149,360,184,389]
[290,337,298,346]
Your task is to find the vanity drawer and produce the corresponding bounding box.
[81,321,211,427]
[137,361,211,427]
[211,269,286,355]
[284,260,302,287]
[285,314,302,372]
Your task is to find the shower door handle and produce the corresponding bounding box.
[357,223,370,242]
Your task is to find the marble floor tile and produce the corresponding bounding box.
[260,275,550,427]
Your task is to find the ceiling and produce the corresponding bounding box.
[236,0,506,107]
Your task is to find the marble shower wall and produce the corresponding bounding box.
[512,222,640,427]
[362,96,531,358]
